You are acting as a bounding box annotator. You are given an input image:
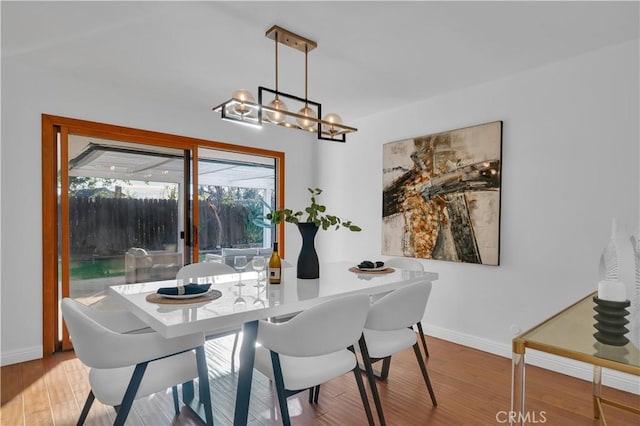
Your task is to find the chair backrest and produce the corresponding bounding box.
[258,293,370,357]
[176,262,235,282]
[365,281,432,331]
[61,298,137,368]
[384,257,424,271]
[61,298,203,369]
[69,300,148,334]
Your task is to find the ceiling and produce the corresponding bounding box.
[2,1,638,123]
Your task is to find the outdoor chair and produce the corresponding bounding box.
[221,247,272,269]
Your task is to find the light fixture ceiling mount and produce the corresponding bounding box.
[212,25,357,142]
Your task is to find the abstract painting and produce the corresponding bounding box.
[382,121,503,265]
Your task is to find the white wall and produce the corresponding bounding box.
[318,39,639,392]
[0,60,318,365]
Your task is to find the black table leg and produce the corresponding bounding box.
[234,320,259,425]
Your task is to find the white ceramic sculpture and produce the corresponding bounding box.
[599,219,620,281]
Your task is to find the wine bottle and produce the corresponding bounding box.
[268,242,282,284]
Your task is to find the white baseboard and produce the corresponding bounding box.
[1,345,43,367]
[424,324,640,395]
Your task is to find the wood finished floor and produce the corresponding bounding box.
[1,335,638,425]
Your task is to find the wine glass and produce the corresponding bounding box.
[253,291,266,307]
[252,256,266,289]
[234,255,248,286]
[234,285,247,310]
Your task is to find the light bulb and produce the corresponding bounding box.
[231,90,255,115]
[296,106,317,131]
[322,112,343,134]
[266,98,288,124]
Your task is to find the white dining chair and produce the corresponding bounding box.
[359,280,438,425]
[70,298,154,336]
[176,261,236,283]
[253,293,374,426]
[61,298,213,426]
[176,262,244,365]
[384,256,424,271]
[382,257,430,358]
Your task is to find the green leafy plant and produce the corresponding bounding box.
[266,188,362,232]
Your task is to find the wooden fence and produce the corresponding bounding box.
[68,197,263,257]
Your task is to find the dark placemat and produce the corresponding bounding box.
[348,267,395,275]
[146,289,222,305]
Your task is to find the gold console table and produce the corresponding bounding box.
[511,291,639,425]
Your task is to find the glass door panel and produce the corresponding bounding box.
[65,136,188,305]
[196,147,277,265]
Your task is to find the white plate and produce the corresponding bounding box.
[355,265,387,271]
[159,289,213,299]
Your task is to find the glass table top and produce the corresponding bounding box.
[515,292,639,373]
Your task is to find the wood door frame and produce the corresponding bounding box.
[41,114,285,355]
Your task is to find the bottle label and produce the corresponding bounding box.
[269,267,281,282]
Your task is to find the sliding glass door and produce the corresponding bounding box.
[42,115,284,354]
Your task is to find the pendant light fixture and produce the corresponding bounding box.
[212,25,357,142]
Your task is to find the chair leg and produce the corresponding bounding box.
[171,386,180,416]
[412,342,437,406]
[362,355,391,380]
[313,384,320,404]
[415,321,430,357]
[114,362,148,426]
[379,356,392,380]
[307,385,321,404]
[358,336,386,426]
[270,351,291,426]
[350,346,375,426]
[77,390,95,425]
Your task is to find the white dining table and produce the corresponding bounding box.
[109,260,438,425]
